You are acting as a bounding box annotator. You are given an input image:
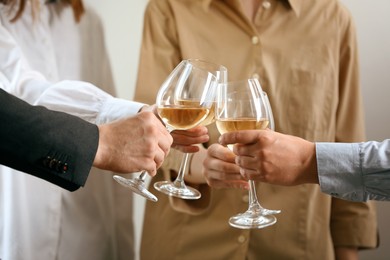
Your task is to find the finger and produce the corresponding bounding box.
[204,166,247,186]
[162,137,173,156]
[239,167,263,181]
[207,144,236,163]
[173,126,208,137]
[154,148,165,168]
[140,159,157,177]
[206,177,249,190]
[235,155,258,170]
[205,166,243,181]
[172,144,200,153]
[155,126,173,156]
[219,130,265,145]
[203,158,242,181]
[171,132,209,146]
[147,167,157,177]
[233,143,259,157]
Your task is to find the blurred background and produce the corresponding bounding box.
[84,0,390,259]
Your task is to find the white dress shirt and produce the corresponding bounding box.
[0,2,144,123]
[0,2,139,259]
[317,140,390,201]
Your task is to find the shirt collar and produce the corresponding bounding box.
[288,0,302,16]
[200,0,302,17]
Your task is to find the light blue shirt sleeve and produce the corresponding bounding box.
[316,140,390,201]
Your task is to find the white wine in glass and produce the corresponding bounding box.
[153,59,223,199]
[215,78,281,229]
[113,60,218,202]
[154,60,227,200]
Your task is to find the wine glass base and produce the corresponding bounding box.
[261,208,282,215]
[154,181,201,200]
[229,212,277,229]
[113,175,158,202]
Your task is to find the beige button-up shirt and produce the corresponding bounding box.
[135,0,378,259]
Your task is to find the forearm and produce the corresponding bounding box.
[0,89,98,190]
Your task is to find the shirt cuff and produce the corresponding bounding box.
[316,142,366,201]
[97,97,145,124]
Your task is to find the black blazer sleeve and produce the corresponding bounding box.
[0,89,99,191]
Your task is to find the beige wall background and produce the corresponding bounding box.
[84,0,390,259]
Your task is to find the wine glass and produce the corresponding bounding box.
[215,78,281,229]
[263,92,274,130]
[113,60,218,201]
[153,60,227,199]
[153,59,223,199]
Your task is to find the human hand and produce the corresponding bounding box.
[219,129,318,186]
[140,105,209,153]
[202,143,248,189]
[171,126,209,153]
[94,111,173,176]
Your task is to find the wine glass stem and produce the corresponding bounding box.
[173,153,191,188]
[248,180,263,213]
[138,171,147,181]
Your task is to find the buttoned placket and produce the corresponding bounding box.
[35,3,63,258]
[38,5,59,82]
[236,189,250,256]
[250,0,275,85]
[262,0,271,10]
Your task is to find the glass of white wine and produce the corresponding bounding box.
[215,78,281,229]
[113,60,219,202]
[154,60,227,200]
[153,59,222,199]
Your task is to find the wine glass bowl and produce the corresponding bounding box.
[215,78,281,229]
[113,59,219,201]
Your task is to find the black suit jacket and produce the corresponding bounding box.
[0,89,99,191]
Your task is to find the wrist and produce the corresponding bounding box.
[304,142,319,184]
[93,125,107,169]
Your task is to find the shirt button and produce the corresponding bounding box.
[242,195,249,203]
[251,36,259,45]
[238,235,246,244]
[252,73,260,79]
[262,1,271,9]
[49,159,58,169]
[62,163,68,174]
[43,156,51,167]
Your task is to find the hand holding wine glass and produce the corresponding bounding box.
[153,59,222,199]
[113,60,219,201]
[154,60,227,200]
[215,78,281,229]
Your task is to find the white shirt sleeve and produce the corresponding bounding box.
[316,140,390,201]
[34,81,145,124]
[0,23,50,102]
[0,22,145,124]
